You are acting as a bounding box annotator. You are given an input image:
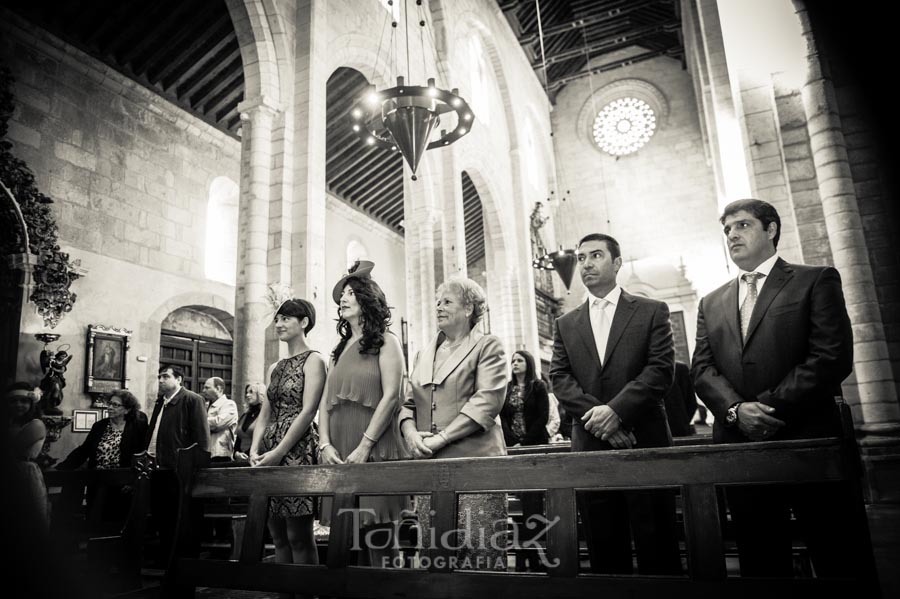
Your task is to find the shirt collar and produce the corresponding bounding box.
[587,285,622,307]
[739,253,779,281]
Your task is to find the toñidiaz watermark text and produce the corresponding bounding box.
[337,507,561,569]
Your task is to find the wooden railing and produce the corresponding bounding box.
[168,431,878,598]
[43,456,154,591]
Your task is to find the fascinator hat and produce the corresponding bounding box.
[264,284,316,334]
[332,260,375,304]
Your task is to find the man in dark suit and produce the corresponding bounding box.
[550,233,680,575]
[692,198,860,577]
[146,365,210,568]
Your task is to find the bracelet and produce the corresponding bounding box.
[318,443,333,453]
[362,431,378,444]
[438,431,450,445]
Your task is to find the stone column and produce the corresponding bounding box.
[403,171,438,355]
[289,0,329,352]
[692,0,752,206]
[792,1,900,432]
[232,96,279,400]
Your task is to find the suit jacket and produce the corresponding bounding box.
[146,387,211,468]
[664,361,697,437]
[550,290,675,452]
[57,416,148,470]
[691,258,853,443]
[398,330,508,459]
[500,379,550,446]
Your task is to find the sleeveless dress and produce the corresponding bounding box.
[319,340,410,527]
[263,351,319,517]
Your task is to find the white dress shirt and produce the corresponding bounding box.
[147,390,177,457]
[587,285,622,365]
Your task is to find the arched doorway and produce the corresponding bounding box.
[159,305,234,396]
[0,181,28,387]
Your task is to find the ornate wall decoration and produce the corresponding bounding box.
[0,65,81,328]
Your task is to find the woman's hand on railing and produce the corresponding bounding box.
[250,449,283,467]
[319,444,345,465]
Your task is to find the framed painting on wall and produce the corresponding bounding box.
[85,324,132,394]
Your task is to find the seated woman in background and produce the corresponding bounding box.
[57,389,148,520]
[318,261,409,567]
[233,382,265,462]
[399,276,509,571]
[5,382,49,531]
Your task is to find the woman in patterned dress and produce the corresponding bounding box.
[57,389,148,520]
[318,261,409,566]
[250,298,326,569]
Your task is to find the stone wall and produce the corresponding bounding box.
[551,52,723,325]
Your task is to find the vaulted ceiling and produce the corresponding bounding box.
[496,0,683,101]
[3,0,680,254]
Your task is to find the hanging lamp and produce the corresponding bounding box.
[350,0,473,180]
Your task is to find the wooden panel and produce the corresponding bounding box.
[175,558,860,599]
[238,493,269,564]
[327,493,358,568]
[544,488,578,577]
[681,484,726,580]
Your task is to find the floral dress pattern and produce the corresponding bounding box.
[263,351,319,517]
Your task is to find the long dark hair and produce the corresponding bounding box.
[332,276,392,363]
[509,350,537,396]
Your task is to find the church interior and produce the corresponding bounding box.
[1,0,898,597]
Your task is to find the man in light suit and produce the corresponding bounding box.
[692,198,863,578]
[550,233,680,575]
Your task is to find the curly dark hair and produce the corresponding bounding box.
[332,276,392,363]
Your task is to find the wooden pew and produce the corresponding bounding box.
[43,453,154,591]
[167,430,878,599]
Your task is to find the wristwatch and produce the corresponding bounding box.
[725,402,742,427]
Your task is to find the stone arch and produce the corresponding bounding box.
[324,37,396,92]
[445,9,520,153]
[455,165,516,348]
[225,0,284,104]
[1,181,29,385]
[142,292,235,399]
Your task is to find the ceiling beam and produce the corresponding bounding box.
[534,20,680,68]
[518,0,657,43]
[548,45,682,90]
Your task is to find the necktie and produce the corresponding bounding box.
[740,272,763,341]
[592,297,611,365]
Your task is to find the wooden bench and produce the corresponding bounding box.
[167,426,879,598]
[43,453,154,591]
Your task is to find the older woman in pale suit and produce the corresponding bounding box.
[399,276,508,570]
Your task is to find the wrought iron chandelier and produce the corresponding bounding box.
[350,0,473,180]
